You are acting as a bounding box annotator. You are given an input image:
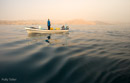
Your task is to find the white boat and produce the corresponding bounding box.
[25,27,69,34]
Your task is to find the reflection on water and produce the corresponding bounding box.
[45,35,51,43]
[27,33,69,47]
[0,25,130,83]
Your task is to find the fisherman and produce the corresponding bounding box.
[61,25,65,30]
[65,24,69,30]
[66,26,69,30]
[47,19,51,30]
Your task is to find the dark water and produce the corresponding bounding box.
[0,25,130,83]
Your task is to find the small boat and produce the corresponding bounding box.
[25,27,69,34]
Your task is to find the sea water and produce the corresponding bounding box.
[0,24,130,83]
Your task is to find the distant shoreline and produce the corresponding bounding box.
[0,19,111,25]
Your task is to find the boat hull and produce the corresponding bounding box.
[25,28,69,34]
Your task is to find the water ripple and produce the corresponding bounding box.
[0,25,130,83]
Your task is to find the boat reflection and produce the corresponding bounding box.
[45,35,51,44]
[26,33,69,46]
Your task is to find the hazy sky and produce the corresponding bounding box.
[0,0,130,22]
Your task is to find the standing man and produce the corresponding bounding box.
[47,19,51,30]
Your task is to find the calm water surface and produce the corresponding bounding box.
[0,25,130,83]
